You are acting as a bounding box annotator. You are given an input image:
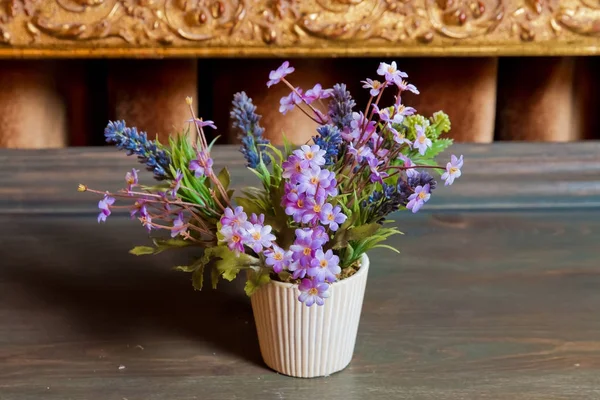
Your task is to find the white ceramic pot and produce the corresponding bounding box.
[250,254,369,378]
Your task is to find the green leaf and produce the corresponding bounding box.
[424,138,453,159]
[430,111,451,137]
[173,265,196,272]
[203,245,260,286]
[217,167,230,190]
[347,223,381,242]
[282,133,294,157]
[129,246,156,256]
[244,268,272,296]
[235,197,265,216]
[192,263,205,290]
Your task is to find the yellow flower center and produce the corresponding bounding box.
[295,163,302,172]
[313,204,321,212]
[418,191,428,200]
[126,177,135,184]
[305,152,314,160]
[308,288,318,296]
[418,136,426,143]
[449,167,459,174]
[320,259,328,268]
[274,252,283,261]
[310,177,319,185]
[232,235,241,243]
[303,247,312,256]
[297,199,304,208]
[387,66,395,73]
[252,232,261,240]
[327,213,334,221]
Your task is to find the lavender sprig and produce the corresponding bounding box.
[104,120,171,180]
[328,83,356,130]
[312,125,342,166]
[230,92,271,168]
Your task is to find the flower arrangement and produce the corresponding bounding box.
[79,61,463,307]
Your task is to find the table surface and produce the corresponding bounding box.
[1,143,600,400]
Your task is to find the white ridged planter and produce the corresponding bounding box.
[250,254,369,378]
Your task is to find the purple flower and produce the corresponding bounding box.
[347,143,375,164]
[283,191,308,223]
[265,245,293,273]
[406,184,431,213]
[413,125,432,156]
[220,225,246,254]
[377,61,408,85]
[441,154,464,186]
[293,144,326,168]
[244,223,276,253]
[267,61,294,88]
[125,168,139,193]
[298,278,330,307]
[279,88,303,115]
[170,169,183,198]
[97,194,115,223]
[189,150,214,178]
[141,214,153,233]
[372,104,393,123]
[398,154,418,178]
[220,206,248,228]
[368,157,389,184]
[308,249,341,282]
[389,126,412,146]
[296,166,333,196]
[249,213,265,225]
[391,105,416,125]
[300,196,325,225]
[318,203,347,231]
[187,118,217,130]
[396,79,419,95]
[171,212,187,238]
[282,155,309,181]
[311,226,330,247]
[361,78,385,97]
[290,230,321,270]
[130,199,149,219]
[304,84,333,103]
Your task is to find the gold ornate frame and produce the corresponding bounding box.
[0,0,599,57]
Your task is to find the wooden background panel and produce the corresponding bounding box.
[0,210,599,399]
[2,143,600,214]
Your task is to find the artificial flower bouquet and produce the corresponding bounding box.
[80,61,463,376]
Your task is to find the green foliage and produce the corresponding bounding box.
[330,222,381,250]
[244,267,272,296]
[129,238,194,256]
[402,115,430,140]
[340,226,403,268]
[430,111,451,138]
[202,245,259,288]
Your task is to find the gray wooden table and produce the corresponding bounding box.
[1,144,600,400]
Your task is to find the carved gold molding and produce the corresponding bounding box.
[0,0,598,57]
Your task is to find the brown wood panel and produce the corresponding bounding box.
[495,57,578,142]
[0,61,67,148]
[402,58,498,143]
[2,143,600,214]
[108,59,198,143]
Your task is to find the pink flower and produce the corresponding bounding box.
[279,88,303,115]
[308,249,341,282]
[303,84,333,103]
[318,203,347,231]
[441,154,464,186]
[265,245,293,273]
[267,61,295,88]
[298,278,330,306]
[361,78,385,97]
[282,155,309,182]
[413,125,432,156]
[189,150,214,177]
[407,184,431,213]
[244,223,276,253]
[125,168,139,193]
[377,61,408,85]
[187,118,217,130]
[171,213,187,238]
[220,206,248,228]
[97,194,115,223]
[220,225,246,254]
[293,144,326,168]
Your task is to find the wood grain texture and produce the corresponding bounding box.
[0,144,599,399]
[2,143,600,214]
